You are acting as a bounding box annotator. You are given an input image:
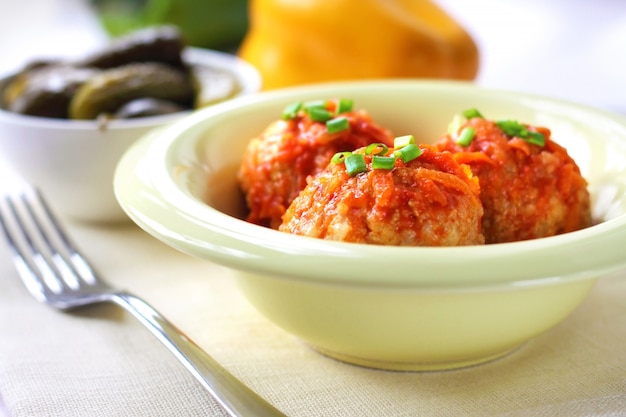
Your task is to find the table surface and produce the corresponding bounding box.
[1,1,626,416]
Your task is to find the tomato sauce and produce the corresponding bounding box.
[238,106,393,228]
[435,118,591,243]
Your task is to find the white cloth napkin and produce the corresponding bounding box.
[1,217,626,417]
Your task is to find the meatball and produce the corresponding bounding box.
[238,99,393,228]
[434,116,591,243]
[279,145,485,246]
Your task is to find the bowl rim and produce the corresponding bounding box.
[0,47,262,130]
[115,79,626,289]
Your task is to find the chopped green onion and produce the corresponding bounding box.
[393,135,416,149]
[326,116,350,133]
[331,151,352,164]
[303,100,327,112]
[394,144,422,163]
[463,108,484,119]
[365,142,389,155]
[456,126,476,146]
[372,155,396,170]
[345,153,367,176]
[282,101,302,120]
[337,98,354,113]
[308,108,333,122]
[496,120,545,146]
[526,131,546,146]
[496,120,526,137]
[447,114,464,135]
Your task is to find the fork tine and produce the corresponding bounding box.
[0,190,61,301]
[0,186,103,300]
[23,188,101,287]
[20,189,84,289]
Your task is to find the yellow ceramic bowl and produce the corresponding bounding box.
[114,80,626,371]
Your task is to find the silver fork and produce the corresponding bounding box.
[0,185,286,417]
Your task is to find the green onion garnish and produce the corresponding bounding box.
[331,151,352,164]
[447,114,464,135]
[372,155,396,170]
[526,131,546,146]
[463,108,484,119]
[393,135,416,149]
[308,108,333,122]
[326,116,350,133]
[496,120,545,146]
[365,142,389,155]
[337,98,354,113]
[345,153,367,176]
[331,132,421,174]
[496,120,525,136]
[456,126,476,146]
[282,101,302,120]
[303,100,327,112]
[394,144,422,163]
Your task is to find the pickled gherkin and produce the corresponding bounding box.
[3,65,99,118]
[77,26,185,70]
[0,25,242,121]
[69,63,193,120]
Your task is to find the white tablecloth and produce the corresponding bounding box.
[1,221,625,416]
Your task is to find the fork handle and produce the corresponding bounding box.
[111,292,287,417]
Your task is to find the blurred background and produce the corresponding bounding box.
[0,0,624,114]
[91,0,249,51]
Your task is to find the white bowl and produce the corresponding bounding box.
[0,47,261,223]
[114,80,626,371]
